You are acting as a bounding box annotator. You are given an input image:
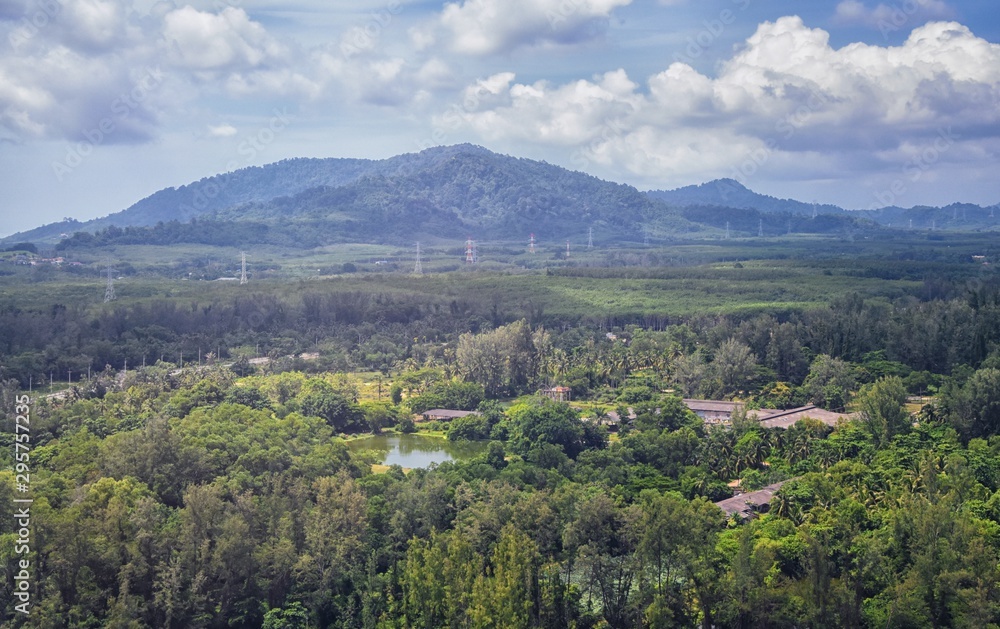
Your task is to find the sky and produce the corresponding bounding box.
[1,0,999,237]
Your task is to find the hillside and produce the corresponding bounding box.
[19,145,692,248]
[647,179,845,216]
[7,146,999,248]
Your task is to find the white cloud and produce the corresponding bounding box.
[207,123,237,138]
[442,16,1000,188]
[419,0,632,56]
[163,6,287,71]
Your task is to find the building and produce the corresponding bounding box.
[757,405,851,429]
[683,399,852,430]
[421,409,480,421]
[540,386,571,402]
[715,480,789,520]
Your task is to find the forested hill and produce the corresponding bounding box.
[12,145,686,246]
[211,146,675,240]
[8,145,999,246]
[647,179,845,215]
[648,179,1000,230]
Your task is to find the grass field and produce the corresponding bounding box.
[1,232,993,322]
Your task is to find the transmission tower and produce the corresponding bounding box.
[414,242,423,274]
[240,252,248,284]
[643,227,649,246]
[529,233,536,254]
[587,227,594,249]
[565,240,570,258]
[104,258,116,303]
[725,221,730,239]
[758,219,763,237]
[465,237,478,264]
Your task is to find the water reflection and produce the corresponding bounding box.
[346,433,488,469]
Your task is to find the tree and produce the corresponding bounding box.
[469,525,539,628]
[803,354,856,409]
[456,320,541,398]
[300,382,363,432]
[709,338,757,397]
[361,401,398,434]
[505,397,605,459]
[855,375,910,447]
[262,601,310,629]
[944,367,1000,442]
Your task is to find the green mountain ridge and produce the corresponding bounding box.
[6,145,999,247]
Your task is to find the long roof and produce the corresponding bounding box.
[421,409,480,419]
[758,406,852,429]
[715,481,789,519]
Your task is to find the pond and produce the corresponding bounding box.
[345,433,489,469]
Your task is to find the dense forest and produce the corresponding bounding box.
[3,318,1000,627]
[0,242,1000,629]
[5,229,1000,627]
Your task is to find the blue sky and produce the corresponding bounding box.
[1,0,998,236]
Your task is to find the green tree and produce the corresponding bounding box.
[456,320,542,398]
[856,375,910,447]
[300,382,363,432]
[803,354,856,410]
[944,367,1000,442]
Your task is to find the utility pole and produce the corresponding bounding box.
[588,227,594,249]
[725,221,730,239]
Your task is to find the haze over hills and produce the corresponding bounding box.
[4,145,998,248]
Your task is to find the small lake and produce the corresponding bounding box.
[346,433,488,469]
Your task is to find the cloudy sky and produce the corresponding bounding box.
[1,0,999,236]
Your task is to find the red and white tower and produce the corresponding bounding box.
[465,236,475,264]
[529,233,536,254]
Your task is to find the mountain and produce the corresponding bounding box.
[8,145,687,247]
[646,178,844,216]
[7,145,495,243]
[6,146,998,248]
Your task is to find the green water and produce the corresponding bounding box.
[346,433,488,468]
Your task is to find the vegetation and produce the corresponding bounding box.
[6,217,1000,626]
